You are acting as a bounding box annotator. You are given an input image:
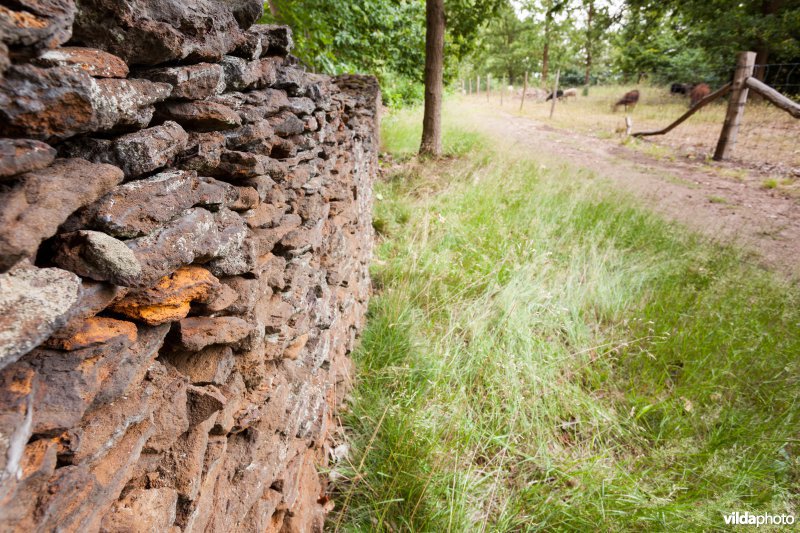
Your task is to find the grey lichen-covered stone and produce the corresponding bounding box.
[82,170,239,238]
[0,265,81,369]
[138,63,225,100]
[51,231,143,285]
[0,65,171,142]
[89,170,201,238]
[32,47,129,78]
[213,150,287,180]
[238,25,294,58]
[61,121,189,178]
[124,207,248,286]
[70,0,263,66]
[220,56,281,92]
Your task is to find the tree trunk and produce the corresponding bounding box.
[267,0,278,17]
[754,46,769,81]
[584,1,594,85]
[542,42,550,84]
[419,0,445,157]
[754,0,783,81]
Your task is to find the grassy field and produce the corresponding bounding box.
[492,84,800,173]
[328,104,800,531]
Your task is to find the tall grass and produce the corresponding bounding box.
[329,104,800,531]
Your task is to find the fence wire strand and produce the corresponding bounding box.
[735,63,800,174]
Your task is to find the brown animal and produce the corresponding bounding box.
[690,83,710,106]
[613,89,640,112]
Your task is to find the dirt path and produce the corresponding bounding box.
[467,103,800,280]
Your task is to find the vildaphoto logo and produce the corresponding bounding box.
[723,511,795,527]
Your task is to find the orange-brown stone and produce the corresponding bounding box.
[110,266,221,325]
[283,333,308,360]
[44,317,137,351]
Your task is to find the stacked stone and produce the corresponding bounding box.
[0,1,378,531]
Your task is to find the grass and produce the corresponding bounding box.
[707,195,729,204]
[505,83,800,171]
[328,103,800,532]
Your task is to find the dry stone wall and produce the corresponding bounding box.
[0,1,378,531]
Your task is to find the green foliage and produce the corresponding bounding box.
[263,0,426,78]
[265,0,506,106]
[464,0,799,87]
[263,0,426,106]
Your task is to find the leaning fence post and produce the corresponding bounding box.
[549,69,560,119]
[714,51,756,161]
[520,71,529,111]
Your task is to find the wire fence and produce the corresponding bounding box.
[465,61,800,178]
[735,63,800,174]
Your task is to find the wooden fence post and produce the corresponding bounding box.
[713,51,756,161]
[476,75,480,95]
[520,71,528,111]
[487,74,491,101]
[549,69,560,119]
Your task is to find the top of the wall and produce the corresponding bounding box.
[0,0,292,66]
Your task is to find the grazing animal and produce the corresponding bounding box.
[613,89,640,112]
[670,83,694,95]
[516,88,548,101]
[545,89,564,101]
[689,83,710,106]
[563,88,578,99]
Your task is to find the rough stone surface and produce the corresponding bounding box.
[0,158,124,271]
[0,265,81,368]
[125,207,249,286]
[32,46,129,78]
[220,55,281,92]
[101,487,180,532]
[51,230,143,284]
[70,0,263,66]
[110,266,221,325]
[0,10,379,531]
[61,121,189,178]
[79,170,203,238]
[0,0,76,54]
[43,316,137,351]
[156,100,242,132]
[0,65,171,141]
[177,316,252,351]
[0,138,56,179]
[138,63,225,100]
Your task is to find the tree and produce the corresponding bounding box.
[616,0,800,83]
[539,0,571,83]
[263,0,426,105]
[420,0,445,156]
[670,0,800,80]
[580,0,612,84]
